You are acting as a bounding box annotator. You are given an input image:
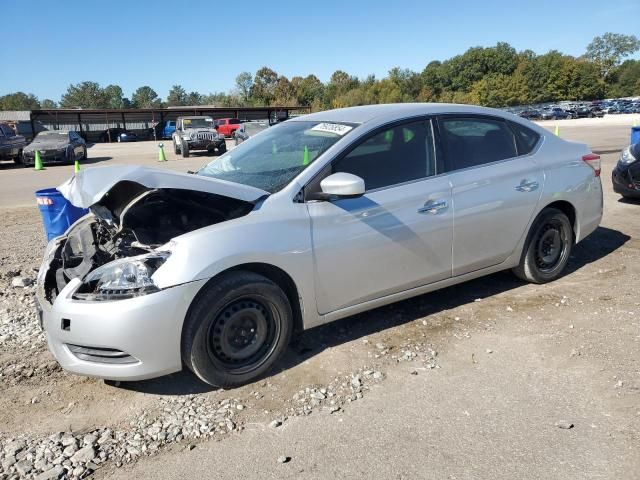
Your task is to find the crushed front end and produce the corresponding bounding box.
[36,176,256,381]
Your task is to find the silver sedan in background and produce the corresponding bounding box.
[37,103,602,387]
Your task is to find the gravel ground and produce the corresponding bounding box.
[0,122,638,479]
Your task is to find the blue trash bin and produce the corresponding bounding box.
[35,188,89,241]
[631,126,640,146]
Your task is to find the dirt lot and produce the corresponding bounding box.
[0,121,639,479]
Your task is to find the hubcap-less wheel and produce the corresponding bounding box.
[206,298,280,375]
[535,222,565,272]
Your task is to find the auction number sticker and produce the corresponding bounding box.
[310,123,353,136]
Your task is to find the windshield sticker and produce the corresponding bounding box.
[310,123,353,136]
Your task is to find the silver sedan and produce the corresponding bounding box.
[37,103,603,387]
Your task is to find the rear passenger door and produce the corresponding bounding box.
[438,115,543,275]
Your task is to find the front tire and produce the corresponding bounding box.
[13,149,23,165]
[512,208,573,284]
[173,140,180,155]
[182,271,293,388]
[181,140,190,158]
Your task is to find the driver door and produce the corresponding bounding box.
[307,119,453,315]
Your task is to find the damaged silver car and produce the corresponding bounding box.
[36,104,602,387]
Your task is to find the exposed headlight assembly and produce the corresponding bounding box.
[619,147,637,166]
[74,252,170,301]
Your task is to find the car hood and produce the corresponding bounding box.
[25,139,68,151]
[57,164,269,208]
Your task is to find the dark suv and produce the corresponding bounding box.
[0,123,27,164]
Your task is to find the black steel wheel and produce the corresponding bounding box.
[182,271,293,388]
[513,208,573,283]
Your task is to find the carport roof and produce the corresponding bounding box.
[0,111,31,121]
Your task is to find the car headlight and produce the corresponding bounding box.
[73,252,170,301]
[619,147,637,166]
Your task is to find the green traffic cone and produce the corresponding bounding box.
[302,145,310,166]
[74,159,80,173]
[158,143,167,162]
[34,150,44,170]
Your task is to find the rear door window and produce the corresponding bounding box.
[439,116,517,170]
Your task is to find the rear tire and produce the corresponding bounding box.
[182,271,293,388]
[512,208,573,284]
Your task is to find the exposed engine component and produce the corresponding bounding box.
[43,184,255,302]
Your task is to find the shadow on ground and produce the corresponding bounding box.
[115,226,629,396]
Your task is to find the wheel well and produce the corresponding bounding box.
[225,263,304,333]
[543,200,577,240]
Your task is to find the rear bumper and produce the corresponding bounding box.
[37,277,208,381]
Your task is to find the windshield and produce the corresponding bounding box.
[197,121,354,192]
[244,122,269,136]
[183,118,214,129]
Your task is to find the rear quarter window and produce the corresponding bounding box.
[508,121,541,155]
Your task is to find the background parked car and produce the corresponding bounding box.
[540,108,569,120]
[0,123,27,164]
[22,130,86,166]
[518,109,542,120]
[612,142,640,199]
[234,121,270,145]
[214,118,241,137]
[99,128,138,143]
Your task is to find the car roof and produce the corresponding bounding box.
[291,103,517,125]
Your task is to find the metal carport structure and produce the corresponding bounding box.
[29,106,311,143]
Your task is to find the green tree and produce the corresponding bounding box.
[294,74,325,107]
[186,91,203,105]
[235,72,253,102]
[40,99,57,109]
[585,32,640,80]
[608,60,640,97]
[0,92,40,110]
[273,76,296,105]
[252,67,279,104]
[103,84,127,109]
[131,86,161,108]
[166,85,188,106]
[60,82,108,108]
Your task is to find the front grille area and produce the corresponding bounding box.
[196,132,216,141]
[66,344,138,364]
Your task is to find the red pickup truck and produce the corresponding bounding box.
[214,118,241,137]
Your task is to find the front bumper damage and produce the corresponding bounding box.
[37,271,207,381]
[34,165,267,381]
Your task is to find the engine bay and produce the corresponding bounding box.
[42,184,255,303]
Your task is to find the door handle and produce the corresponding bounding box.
[515,180,539,192]
[418,200,448,215]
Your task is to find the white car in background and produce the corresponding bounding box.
[37,103,603,387]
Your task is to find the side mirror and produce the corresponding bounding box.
[316,172,365,200]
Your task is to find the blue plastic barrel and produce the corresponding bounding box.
[35,188,89,241]
[631,126,640,146]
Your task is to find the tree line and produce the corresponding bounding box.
[1,33,638,112]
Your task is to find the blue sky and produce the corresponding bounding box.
[1,0,638,101]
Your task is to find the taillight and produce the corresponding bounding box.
[582,153,601,177]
